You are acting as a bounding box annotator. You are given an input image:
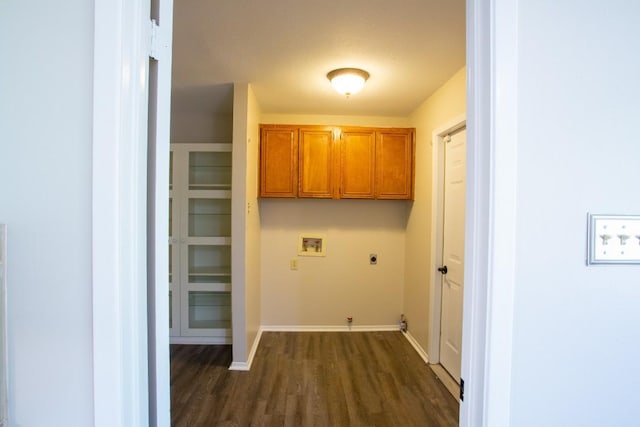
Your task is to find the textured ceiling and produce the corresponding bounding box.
[171,0,466,116]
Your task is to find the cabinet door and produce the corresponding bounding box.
[339,129,376,198]
[180,243,231,338]
[170,144,233,343]
[182,149,232,338]
[375,129,415,199]
[299,128,335,198]
[260,127,298,197]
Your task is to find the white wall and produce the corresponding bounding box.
[8,1,634,424]
[0,2,94,426]
[508,1,640,425]
[404,68,466,354]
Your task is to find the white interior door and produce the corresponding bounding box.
[439,127,466,383]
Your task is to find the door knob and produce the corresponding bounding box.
[437,265,448,274]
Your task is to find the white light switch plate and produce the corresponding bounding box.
[587,214,640,265]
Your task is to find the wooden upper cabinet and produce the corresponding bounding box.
[298,127,335,198]
[259,124,415,200]
[339,128,376,199]
[375,129,415,199]
[259,126,298,197]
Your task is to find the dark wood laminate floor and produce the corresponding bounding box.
[171,331,459,427]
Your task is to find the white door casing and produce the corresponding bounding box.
[147,0,174,425]
[460,0,518,425]
[92,1,151,425]
[428,115,465,366]
[91,0,518,425]
[440,128,467,383]
[92,0,173,426]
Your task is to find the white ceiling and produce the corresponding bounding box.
[171,0,466,117]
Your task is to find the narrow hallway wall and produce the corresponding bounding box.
[404,67,466,357]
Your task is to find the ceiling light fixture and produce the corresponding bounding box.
[327,68,370,97]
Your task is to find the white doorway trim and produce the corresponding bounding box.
[146,0,174,425]
[90,0,519,425]
[460,0,518,426]
[92,0,171,426]
[428,115,466,365]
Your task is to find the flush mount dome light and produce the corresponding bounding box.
[327,68,370,97]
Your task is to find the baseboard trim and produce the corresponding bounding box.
[228,361,249,371]
[227,326,425,371]
[229,328,264,371]
[429,363,460,400]
[169,336,231,345]
[401,330,430,364]
[399,332,459,399]
[261,324,400,332]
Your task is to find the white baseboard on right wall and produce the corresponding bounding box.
[404,332,460,399]
[400,330,461,400]
[429,363,461,400]
[401,330,430,364]
[229,328,264,372]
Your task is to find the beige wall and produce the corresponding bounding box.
[259,113,410,328]
[172,71,465,351]
[260,199,406,327]
[404,67,466,356]
[244,85,262,357]
[261,113,409,128]
[231,83,264,364]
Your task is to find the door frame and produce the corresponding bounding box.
[460,0,518,425]
[91,0,519,426]
[428,116,466,365]
[92,0,172,426]
[92,1,151,425]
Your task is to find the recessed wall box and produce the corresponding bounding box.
[298,233,326,257]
